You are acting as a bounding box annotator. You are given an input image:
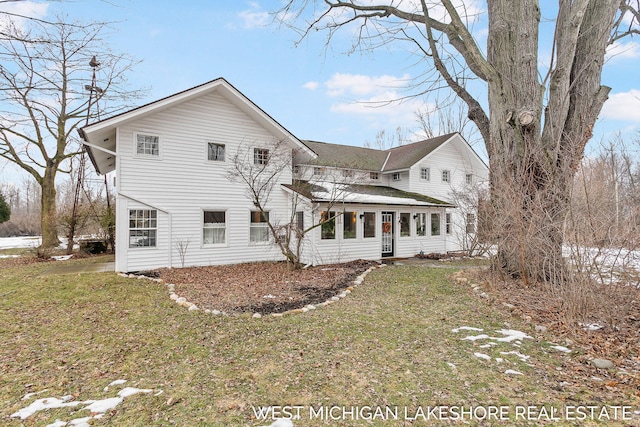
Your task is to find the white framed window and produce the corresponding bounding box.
[296,211,304,233]
[363,212,375,238]
[370,172,379,180]
[442,170,451,183]
[465,173,473,184]
[431,213,441,236]
[392,172,401,181]
[293,165,300,174]
[254,148,269,165]
[313,166,325,176]
[466,213,476,233]
[320,211,336,240]
[250,211,270,242]
[343,211,357,239]
[207,142,225,162]
[203,211,226,245]
[400,212,411,237]
[420,167,430,181]
[446,213,452,234]
[416,213,426,236]
[129,209,157,248]
[135,133,160,157]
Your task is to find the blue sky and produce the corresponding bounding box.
[1,0,640,184]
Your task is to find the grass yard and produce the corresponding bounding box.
[0,256,638,426]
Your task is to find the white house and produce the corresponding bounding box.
[79,78,488,272]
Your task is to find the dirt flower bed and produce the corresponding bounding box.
[155,259,379,314]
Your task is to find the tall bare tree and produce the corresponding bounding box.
[278,0,639,284]
[0,16,142,248]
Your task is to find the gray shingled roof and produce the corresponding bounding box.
[298,133,456,172]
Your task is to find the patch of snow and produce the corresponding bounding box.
[0,254,21,258]
[46,420,68,427]
[446,362,457,370]
[117,387,153,398]
[504,369,523,375]
[500,351,530,361]
[462,334,490,341]
[11,397,81,420]
[474,352,491,360]
[494,329,532,342]
[69,417,93,426]
[22,389,48,400]
[0,236,41,249]
[579,322,603,331]
[82,397,122,413]
[103,379,127,391]
[550,345,571,353]
[263,294,276,299]
[51,255,73,261]
[452,326,484,333]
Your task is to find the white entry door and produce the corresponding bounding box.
[381,212,394,257]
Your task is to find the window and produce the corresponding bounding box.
[363,212,375,238]
[416,213,426,236]
[320,211,336,240]
[136,134,159,156]
[442,170,450,183]
[203,211,225,244]
[400,213,411,237]
[465,173,473,185]
[296,211,304,233]
[293,165,300,174]
[420,167,430,181]
[431,213,441,236]
[313,166,325,176]
[466,213,476,233]
[393,172,401,181]
[129,209,157,248]
[370,172,379,180]
[207,142,225,162]
[250,211,270,242]
[343,211,356,239]
[254,148,269,165]
[342,169,354,178]
[446,213,452,234]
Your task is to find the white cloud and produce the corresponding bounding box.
[325,72,411,97]
[601,89,640,121]
[238,3,270,29]
[606,40,640,61]
[302,81,319,90]
[0,1,49,32]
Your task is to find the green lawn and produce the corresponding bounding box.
[0,256,636,426]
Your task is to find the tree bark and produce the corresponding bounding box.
[40,166,60,249]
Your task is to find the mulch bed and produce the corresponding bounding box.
[155,259,379,314]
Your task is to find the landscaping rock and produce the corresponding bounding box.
[188,305,198,311]
[591,358,614,369]
[252,313,262,319]
[535,325,548,333]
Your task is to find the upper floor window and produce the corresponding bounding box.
[203,211,226,245]
[442,170,451,183]
[342,169,354,178]
[370,172,379,180]
[207,142,225,162]
[313,166,325,176]
[392,172,401,181]
[465,173,473,185]
[293,165,300,174]
[254,148,269,165]
[129,209,157,248]
[420,167,430,181]
[136,134,159,156]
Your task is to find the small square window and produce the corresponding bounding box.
[293,165,300,174]
[313,166,325,176]
[342,169,354,178]
[465,173,473,185]
[254,148,269,165]
[393,172,401,181]
[207,143,225,162]
[420,167,430,181]
[370,172,379,180]
[442,170,450,183]
[136,134,159,156]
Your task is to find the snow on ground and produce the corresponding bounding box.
[11,380,159,426]
[0,236,42,249]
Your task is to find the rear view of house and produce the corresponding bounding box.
[80,78,487,272]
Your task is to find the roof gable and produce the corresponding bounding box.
[298,140,389,171]
[80,78,315,174]
[381,133,455,172]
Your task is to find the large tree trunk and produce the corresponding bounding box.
[40,167,60,249]
[485,0,618,284]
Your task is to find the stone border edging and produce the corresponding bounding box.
[118,263,385,318]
